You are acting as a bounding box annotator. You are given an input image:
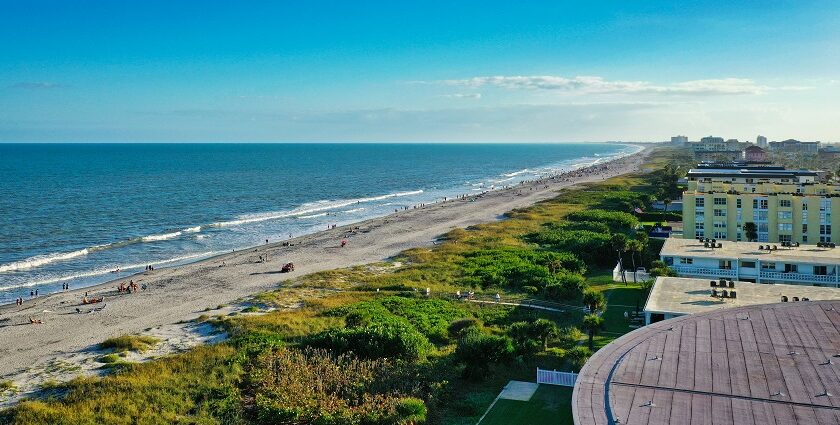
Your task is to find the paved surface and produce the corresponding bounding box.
[500,380,540,401]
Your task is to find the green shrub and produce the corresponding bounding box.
[566,346,592,371]
[306,322,432,361]
[525,229,613,266]
[543,272,587,301]
[565,209,638,231]
[522,285,539,295]
[447,318,481,338]
[461,248,585,290]
[455,328,514,379]
[97,354,121,364]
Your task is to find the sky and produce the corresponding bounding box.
[1,0,839,142]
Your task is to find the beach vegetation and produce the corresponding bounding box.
[99,335,160,353]
[0,147,691,425]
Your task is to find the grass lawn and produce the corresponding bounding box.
[479,385,574,425]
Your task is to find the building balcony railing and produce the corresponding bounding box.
[672,265,736,277]
[759,271,838,284]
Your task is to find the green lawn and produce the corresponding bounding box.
[479,385,574,425]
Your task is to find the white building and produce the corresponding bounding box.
[660,237,840,286]
[643,276,840,324]
[670,135,688,145]
[756,135,767,148]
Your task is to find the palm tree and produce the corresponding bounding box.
[611,233,628,285]
[582,314,605,349]
[582,289,606,313]
[663,198,672,212]
[626,239,643,284]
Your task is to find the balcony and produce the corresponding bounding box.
[759,271,838,284]
[672,265,736,278]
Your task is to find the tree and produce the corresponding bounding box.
[610,233,628,285]
[509,319,561,352]
[582,289,606,313]
[582,314,605,349]
[663,198,672,212]
[743,222,758,242]
[455,328,515,379]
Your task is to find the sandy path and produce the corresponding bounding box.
[0,146,652,380]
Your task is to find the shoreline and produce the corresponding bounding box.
[0,143,644,304]
[0,145,653,396]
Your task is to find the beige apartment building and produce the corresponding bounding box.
[683,166,840,243]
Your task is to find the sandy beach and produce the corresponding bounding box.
[0,146,652,401]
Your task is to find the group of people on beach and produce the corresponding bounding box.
[118,280,142,293]
[145,265,155,271]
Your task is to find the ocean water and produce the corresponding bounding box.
[0,143,637,303]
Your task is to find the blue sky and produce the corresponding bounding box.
[1,1,839,142]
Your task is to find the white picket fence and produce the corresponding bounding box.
[536,368,578,387]
[612,262,651,283]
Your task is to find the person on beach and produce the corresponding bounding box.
[29,317,43,324]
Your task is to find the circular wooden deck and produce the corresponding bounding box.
[572,300,840,425]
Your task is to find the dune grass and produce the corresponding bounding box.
[99,335,160,353]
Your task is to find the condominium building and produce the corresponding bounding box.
[682,165,840,243]
[660,238,840,286]
[768,138,821,154]
[756,135,767,147]
[691,136,745,162]
[670,135,688,145]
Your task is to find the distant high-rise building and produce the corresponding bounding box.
[670,135,688,145]
[757,135,767,147]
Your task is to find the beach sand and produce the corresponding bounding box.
[0,146,652,402]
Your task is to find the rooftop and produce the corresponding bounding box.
[572,300,840,425]
[644,276,840,317]
[660,238,840,265]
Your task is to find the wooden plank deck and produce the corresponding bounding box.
[572,301,840,425]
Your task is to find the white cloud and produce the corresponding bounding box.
[437,75,774,96]
[440,93,482,99]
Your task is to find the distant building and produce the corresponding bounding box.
[744,145,768,162]
[670,135,688,146]
[756,135,768,147]
[660,238,840,286]
[819,145,840,160]
[768,139,820,154]
[682,165,839,243]
[691,136,744,162]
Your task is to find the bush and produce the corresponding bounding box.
[565,210,638,232]
[306,322,432,361]
[461,248,585,290]
[251,347,427,425]
[448,318,481,338]
[566,346,592,371]
[556,327,584,349]
[455,328,514,379]
[543,272,587,301]
[525,229,613,266]
[331,296,468,343]
[507,319,560,354]
[522,285,539,295]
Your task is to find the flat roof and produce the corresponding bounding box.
[687,168,818,178]
[572,300,840,425]
[644,277,840,316]
[660,238,840,265]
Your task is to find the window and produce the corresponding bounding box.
[680,258,693,265]
[778,223,793,232]
[761,262,776,270]
[802,202,808,211]
[803,235,808,243]
[803,224,808,233]
[821,225,832,234]
[714,222,727,228]
[753,211,768,221]
[714,198,727,205]
[714,209,727,217]
[784,264,798,273]
[780,200,792,208]
[820,236,832,243]
[815,266,828,276]
[719,260,733,270]
[713,231,727,239]
[803,210,808,221]
[753,199,768,209]
[779,235,792,243]
[742,261,756,268]
[695,198,705,208]
[736,199,742,208]
[778,211,792,220]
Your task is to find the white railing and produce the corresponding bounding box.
[536,368,578,387]
[672,265,736,277]
[760,271,838,284]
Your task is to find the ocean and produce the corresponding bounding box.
[0,142,637,304]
